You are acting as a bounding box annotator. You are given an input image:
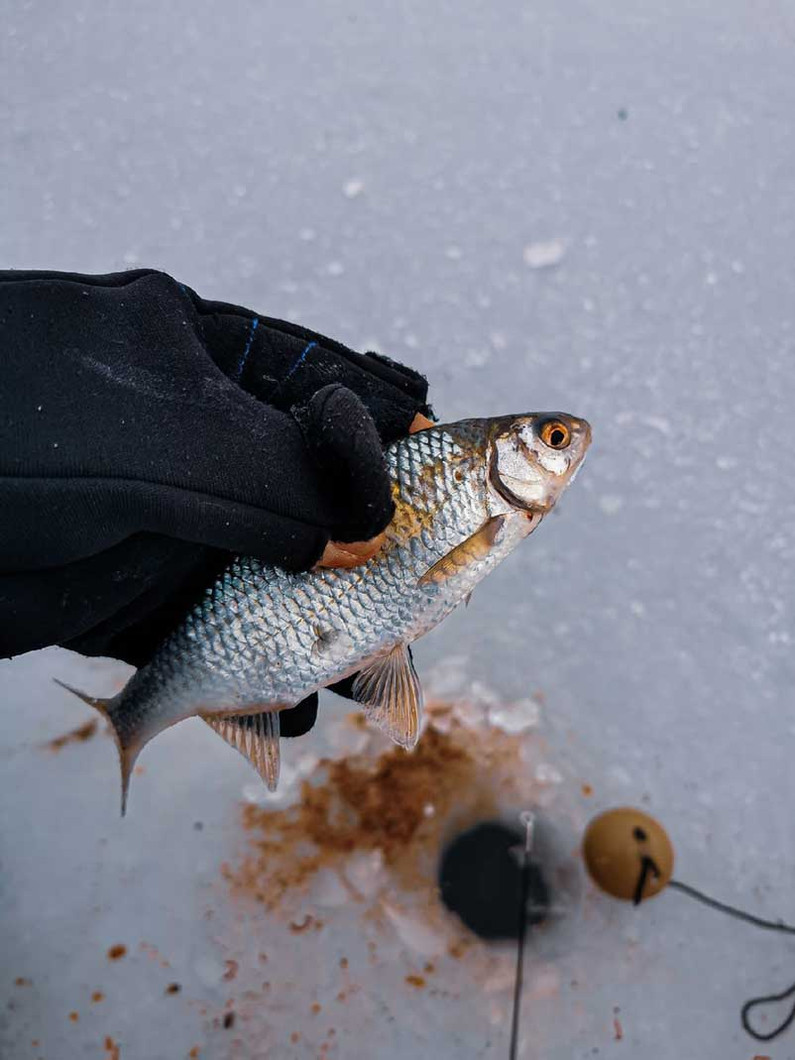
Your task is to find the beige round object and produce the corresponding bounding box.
[583,807,674,902]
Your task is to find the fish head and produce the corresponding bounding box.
[488,412,591,517]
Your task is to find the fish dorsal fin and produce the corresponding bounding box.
[419,515,505,587]
[203,711,281,792]
[352,644,423,749]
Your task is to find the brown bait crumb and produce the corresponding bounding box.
[14,977,31,987]
[290,1032,301,1044]
[310,1002,322,1014]
[188,1048,200,1058]
[222,959,238,981]
[46,719,98,751]
[107,945,127,961]
[138,941,170,967]
[223,1012,235,1030]
[424,962,435,974]
[339,957,349,970]
[104,1036,120,1060]
[69,1011,79,1023]
[91,991,104,1003]
[405,975,426,989]
[447,939,472,960]
[165,983,181,995]
[581,783,594,797]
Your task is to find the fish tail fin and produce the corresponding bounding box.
[53,679,139,816]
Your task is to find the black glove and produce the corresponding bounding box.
[0,269,431,705]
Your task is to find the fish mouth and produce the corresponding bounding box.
[488,452,553,515]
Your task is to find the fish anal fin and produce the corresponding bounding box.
[53,678,138,817]
[419,515,505,587]
[203,710,281,792]
[352,644,423,749]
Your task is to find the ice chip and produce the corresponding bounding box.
[488,698,541,734]
[523,239,567,269]
[342,178,364,199]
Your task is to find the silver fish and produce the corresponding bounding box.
[57,412,591,813]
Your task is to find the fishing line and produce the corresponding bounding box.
[508,812,534,1060]
[513,807,795,1050]
[665,877,795,1042]
[668,879,795,935]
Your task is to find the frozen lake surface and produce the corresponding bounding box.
[2,1,795,1056]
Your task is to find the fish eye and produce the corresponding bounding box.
[539,420,571,450]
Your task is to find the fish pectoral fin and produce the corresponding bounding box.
[418,515,505,587]
[202,710,281,792]
[352,644,423,750]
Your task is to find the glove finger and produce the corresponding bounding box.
[190,296,430,444]
[364,350,430,405]
[263,331,428,444]
[293,384,394,543]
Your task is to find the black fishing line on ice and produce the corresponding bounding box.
[666,878,795,1043]
[508,846,531,1060]
[508,813,535,1060]
[487,808,795,1053]
[506,854,795,1053]
[435,813,548,1058]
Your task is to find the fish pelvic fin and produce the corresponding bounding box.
[53,679,139,817]
[203,710,281,792]
[353,643,423,749]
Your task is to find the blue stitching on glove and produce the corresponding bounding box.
[235,316,259,381]
[283,340,317,382]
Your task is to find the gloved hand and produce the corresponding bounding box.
[0,269,432,731]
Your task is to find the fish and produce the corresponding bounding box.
[56,411,591,813]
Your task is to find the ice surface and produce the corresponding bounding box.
[2,1,795,1057]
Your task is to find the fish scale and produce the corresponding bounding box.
[55,412,591,812]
